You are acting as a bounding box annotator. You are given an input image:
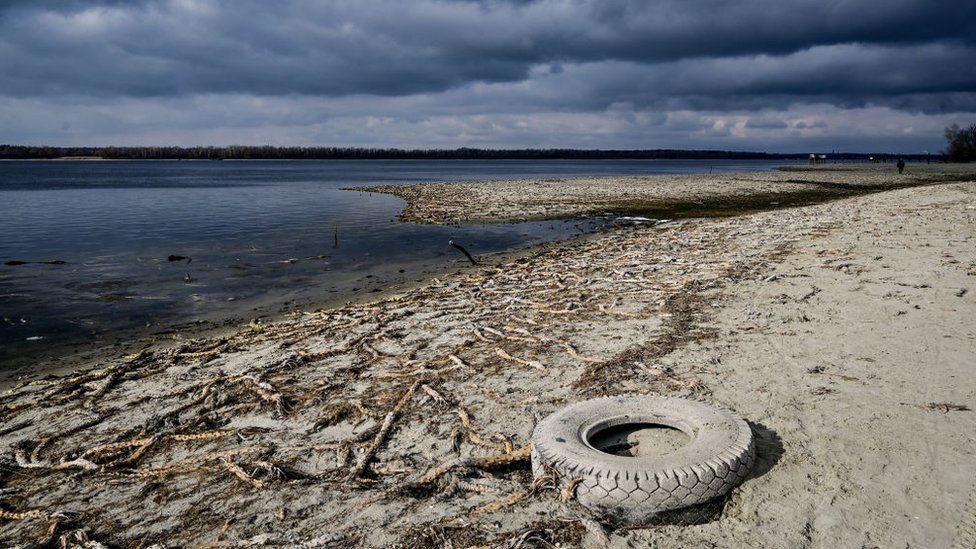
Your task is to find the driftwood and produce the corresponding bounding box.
[346,380,421,479]
[0,507,46,520]
[449,240,477,265]
[412,444,531,486]
[222,457,264,489]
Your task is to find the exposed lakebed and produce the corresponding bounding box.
[1,159,800,372]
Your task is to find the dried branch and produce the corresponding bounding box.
[346,380,421,479]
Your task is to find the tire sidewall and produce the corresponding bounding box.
[531,394,755,523]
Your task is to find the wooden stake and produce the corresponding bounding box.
[449,240,477,265]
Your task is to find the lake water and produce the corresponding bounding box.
[0,159,795,367]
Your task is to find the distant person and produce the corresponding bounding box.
[897,158,905,173]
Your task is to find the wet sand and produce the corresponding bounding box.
[1,164,974,547]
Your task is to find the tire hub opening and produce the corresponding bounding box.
[587,422,690,457]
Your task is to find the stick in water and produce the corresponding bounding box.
[449,240,477,265]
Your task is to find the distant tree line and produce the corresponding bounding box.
[944,124,976,162]
[0,144,792,160]
[0,144,940,161]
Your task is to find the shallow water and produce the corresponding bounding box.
[0,159,795,367]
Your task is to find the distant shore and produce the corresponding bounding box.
[1,164,974,547]
[5,144,933,161]
[358,163,975,224]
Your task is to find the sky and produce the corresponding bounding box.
[1,0,975,153]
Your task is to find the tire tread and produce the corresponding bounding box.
[531,394,754,524]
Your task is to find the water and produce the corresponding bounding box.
[0,159,794,367]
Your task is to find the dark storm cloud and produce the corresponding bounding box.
[1,0,974,151]
[578,0,976,57]
[1,0,974,104]
[550,43,976,114]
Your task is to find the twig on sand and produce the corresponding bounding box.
[411,444,531,486]
[222,457,264,489]
[236,375,290,415]
[59,530,109,549]
[346,380,421,479]
[924,402,971,413]
[456,408,492,447]
[560,478,583,502]
[118,435,160,466]
[495,348,547,373]
[420,384,447,404]
[561,342,603,364]
[84,369,123,408]
[0,507,46,520]
[447,354,470,369]
[475,490,526,514]
[500,527,550,549]
[13,444,98,471]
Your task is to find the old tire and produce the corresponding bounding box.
[531,394,755,524]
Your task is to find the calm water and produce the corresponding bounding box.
[1,159,794,367]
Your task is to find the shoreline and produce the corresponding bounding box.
[0,214,613,389]
[1,165,974,547]
[355,163,974,224]
[0,230,602,391]
[2,163,917,387]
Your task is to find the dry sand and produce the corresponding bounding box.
[1,164,974,548]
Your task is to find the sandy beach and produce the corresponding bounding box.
[1,164,974,548]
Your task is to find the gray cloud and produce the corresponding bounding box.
[0,0,974,150]
[3,0,975,99]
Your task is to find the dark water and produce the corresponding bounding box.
[0,159,794,366]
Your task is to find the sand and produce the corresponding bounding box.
[356,163,976,224]
[0,164,974,548]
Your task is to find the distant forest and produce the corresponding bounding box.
[0,144,935,161]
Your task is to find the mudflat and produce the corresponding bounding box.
[1,164,974,548]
